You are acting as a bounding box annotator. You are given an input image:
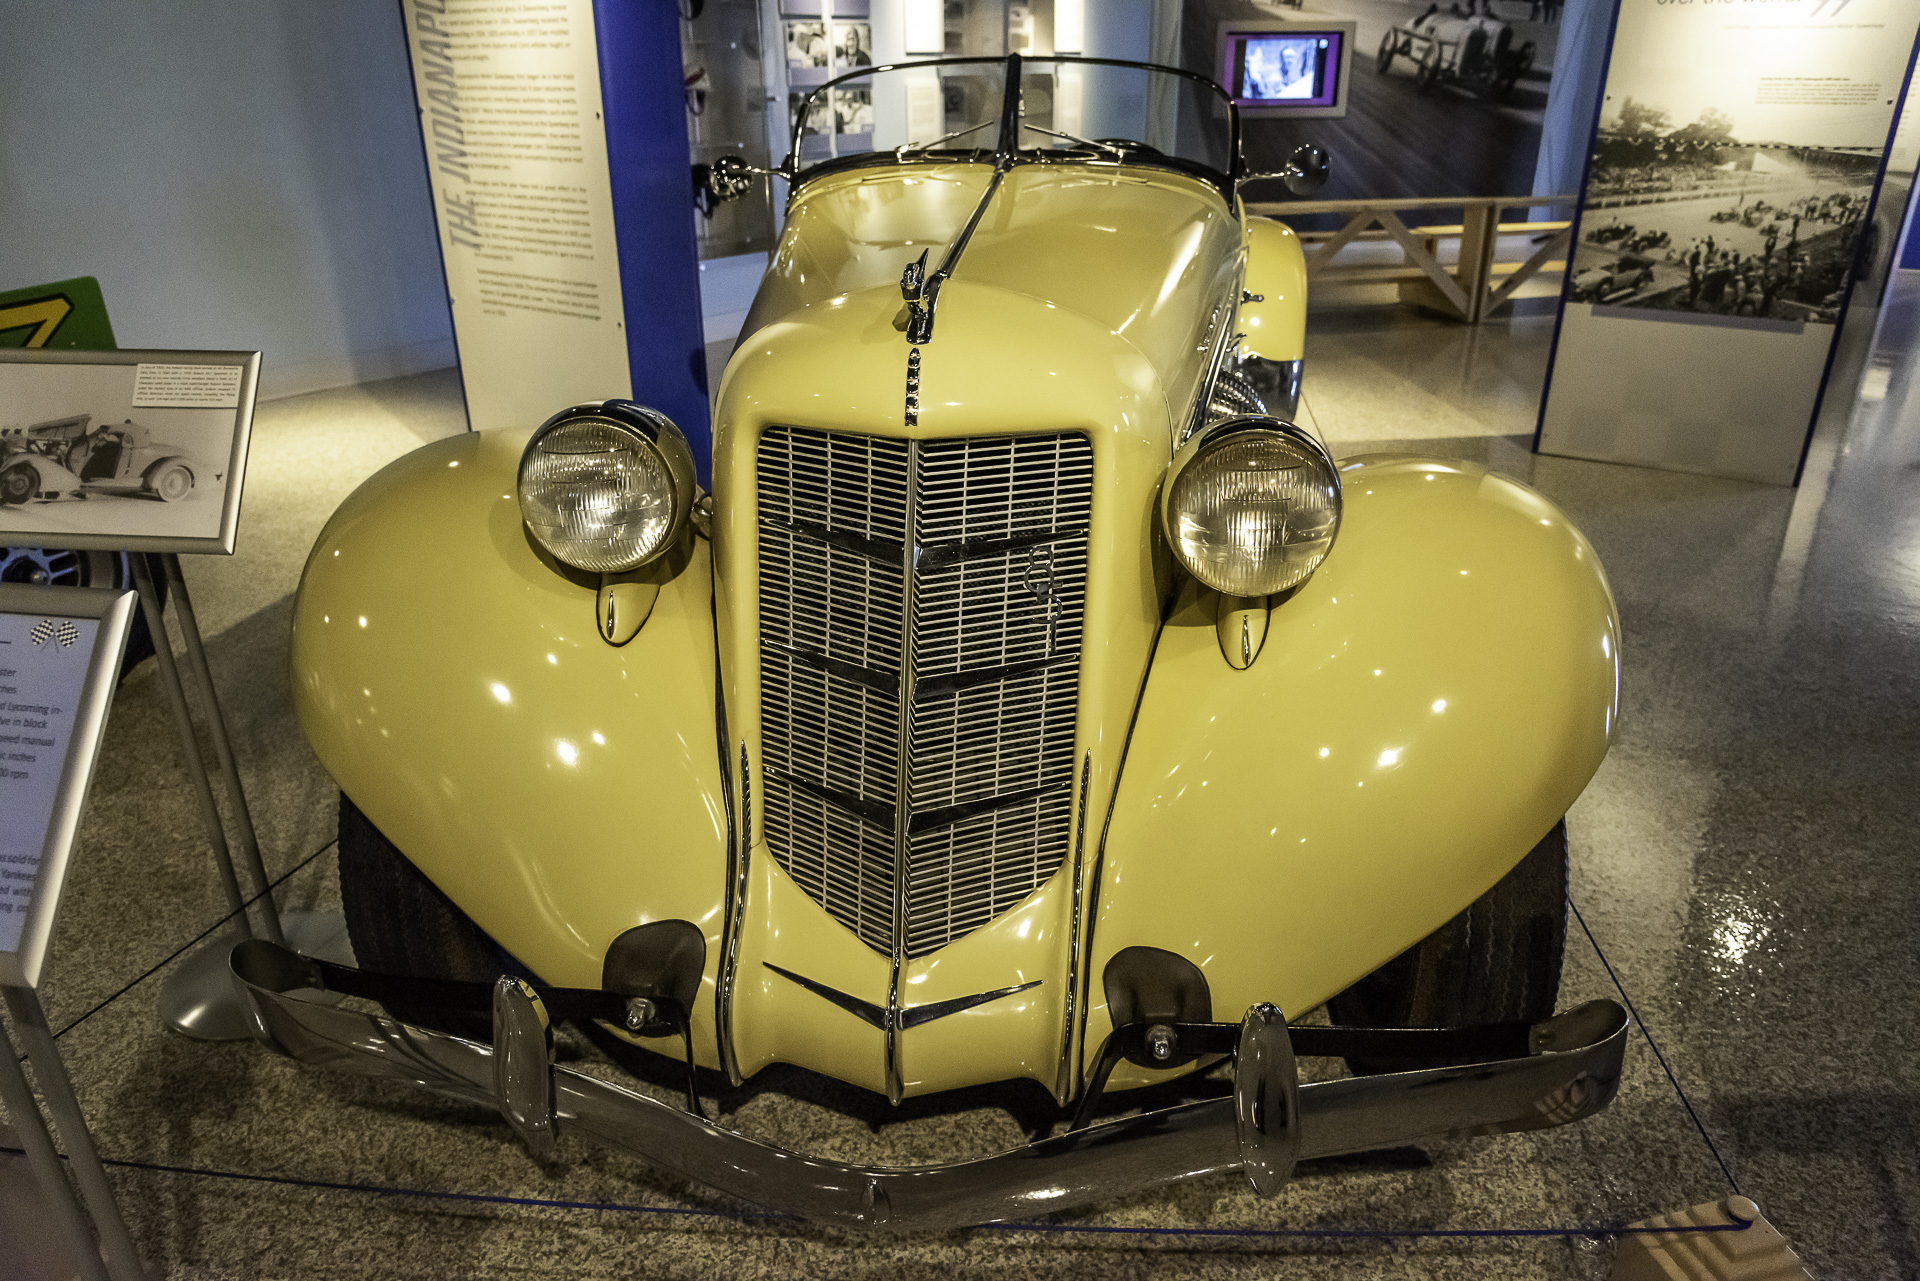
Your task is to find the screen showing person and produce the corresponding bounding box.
[1242,35,1321,101]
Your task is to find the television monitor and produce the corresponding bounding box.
[1217,21,1355,119]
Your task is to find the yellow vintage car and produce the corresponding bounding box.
[237,53,1628,1228]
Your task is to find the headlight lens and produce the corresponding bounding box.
[517,402,694,572]
[1162,418,1341,596]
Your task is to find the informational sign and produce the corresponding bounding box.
[1536,0,1920,483]
[0,348,260,554]
[0,277,116,352]
[401,0,635,430]
[0,585,134,988]
[399,0,710,475]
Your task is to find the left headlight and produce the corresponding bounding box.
[1161,417,1341,596]
[517,401,696,572]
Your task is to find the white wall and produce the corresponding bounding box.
[0,1,453,400]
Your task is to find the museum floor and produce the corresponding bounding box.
[3,286,1917,1280]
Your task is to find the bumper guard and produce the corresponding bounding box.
[230,940,1628,1231]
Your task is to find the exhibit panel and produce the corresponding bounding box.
[1536,0,1920,483]
[398,0,710,461]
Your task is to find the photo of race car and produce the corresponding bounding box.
[0,413,218,506]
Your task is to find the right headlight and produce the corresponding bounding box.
[1161,417,1341,596]
[517,401,695,573]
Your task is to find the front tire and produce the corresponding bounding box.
[1376,31,1397,73]
[1327,820,1568,1074]
[148,462,193,502]
[337,793,502,1037]
[1,463,35,505]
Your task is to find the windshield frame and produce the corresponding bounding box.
[784,53,1243,201]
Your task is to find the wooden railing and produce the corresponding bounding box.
[1243,195,1578,323]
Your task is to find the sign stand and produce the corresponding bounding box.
[0,987,147,1281]
[0,583,145,1279]
[129,552,292,1041]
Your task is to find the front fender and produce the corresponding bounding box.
[1087,457,1619,1060]
[289,429,729,1061]
[3,453,81,495]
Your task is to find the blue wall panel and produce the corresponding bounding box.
[595,0,712,482]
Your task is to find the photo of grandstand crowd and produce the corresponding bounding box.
[1569,98,1878,326]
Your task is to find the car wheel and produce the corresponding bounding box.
[149,463,193,502]
[0,463,35,506]
[1326,819,1567,1074]
[337,792,504,1038]
[1416,45,1443,92]
[1376,31,1397,73]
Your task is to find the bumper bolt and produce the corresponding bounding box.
[625,998,657,1032]
[1146,1024,1177,1062]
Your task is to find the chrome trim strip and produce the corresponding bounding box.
[235,941,1629,1231]
[912,653,1070,700]
[761,640,898,697]
[906,783,1065,835]
[714,739,751,1085]
[767,515,905,566]
[917,526,1088,571]
[885,438,923,1104]
[1053,753,1093,1105]
[763,764,895,830]
[766,963,1042,1031]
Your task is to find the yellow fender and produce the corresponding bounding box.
[1084,456,1620,1060]
[288,429,732,1062]
[1239,215,1308,364]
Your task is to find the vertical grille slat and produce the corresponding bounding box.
[757,426,1092,957]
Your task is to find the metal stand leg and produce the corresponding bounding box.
[2,988,144,1281]
[132,556,258,1041]
[159,554,283,946]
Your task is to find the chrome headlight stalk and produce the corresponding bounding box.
[517,401,698,647]
[517,400,696,574]
[1162,418,1340,670]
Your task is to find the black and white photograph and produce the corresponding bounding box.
[785,19,829,70]
[834,86,873,136]
[0,351,257,551]
[1569,97,1878,325]
[831,20,871,71]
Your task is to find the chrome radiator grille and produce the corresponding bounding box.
[756,426,1092,958]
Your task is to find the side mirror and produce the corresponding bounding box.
[1280,144,1328,196]
[692,154,768,217]
[1238,144,1331,198]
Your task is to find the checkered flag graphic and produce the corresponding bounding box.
[58,620,79,648]
[30,618,54,647]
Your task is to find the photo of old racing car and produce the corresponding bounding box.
[236,52,1628,1229]
[0,413,212,505]
[1376,4,1535,100]
[1572,252,1658,304]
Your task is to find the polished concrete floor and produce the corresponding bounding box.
[4,283,1917,1279]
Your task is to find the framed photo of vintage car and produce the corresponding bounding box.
[0,347,261,555]
[0,584,136,988]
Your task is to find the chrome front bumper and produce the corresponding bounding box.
[231,940,1628,1231]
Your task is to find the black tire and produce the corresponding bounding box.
[1376,31,1397,73]
[337,792,502,1038]
[1327,820,1568,1074]
[0,463,35,506]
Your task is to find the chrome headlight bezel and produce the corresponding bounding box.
[1160,416,1342,597]
[516,400,697,574]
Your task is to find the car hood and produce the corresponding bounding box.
[737,160,1243,427]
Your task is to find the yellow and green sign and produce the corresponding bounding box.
[0,276,116,350]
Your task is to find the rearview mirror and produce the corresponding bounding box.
[693,155,771,217]
[1238,145,1331,198]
